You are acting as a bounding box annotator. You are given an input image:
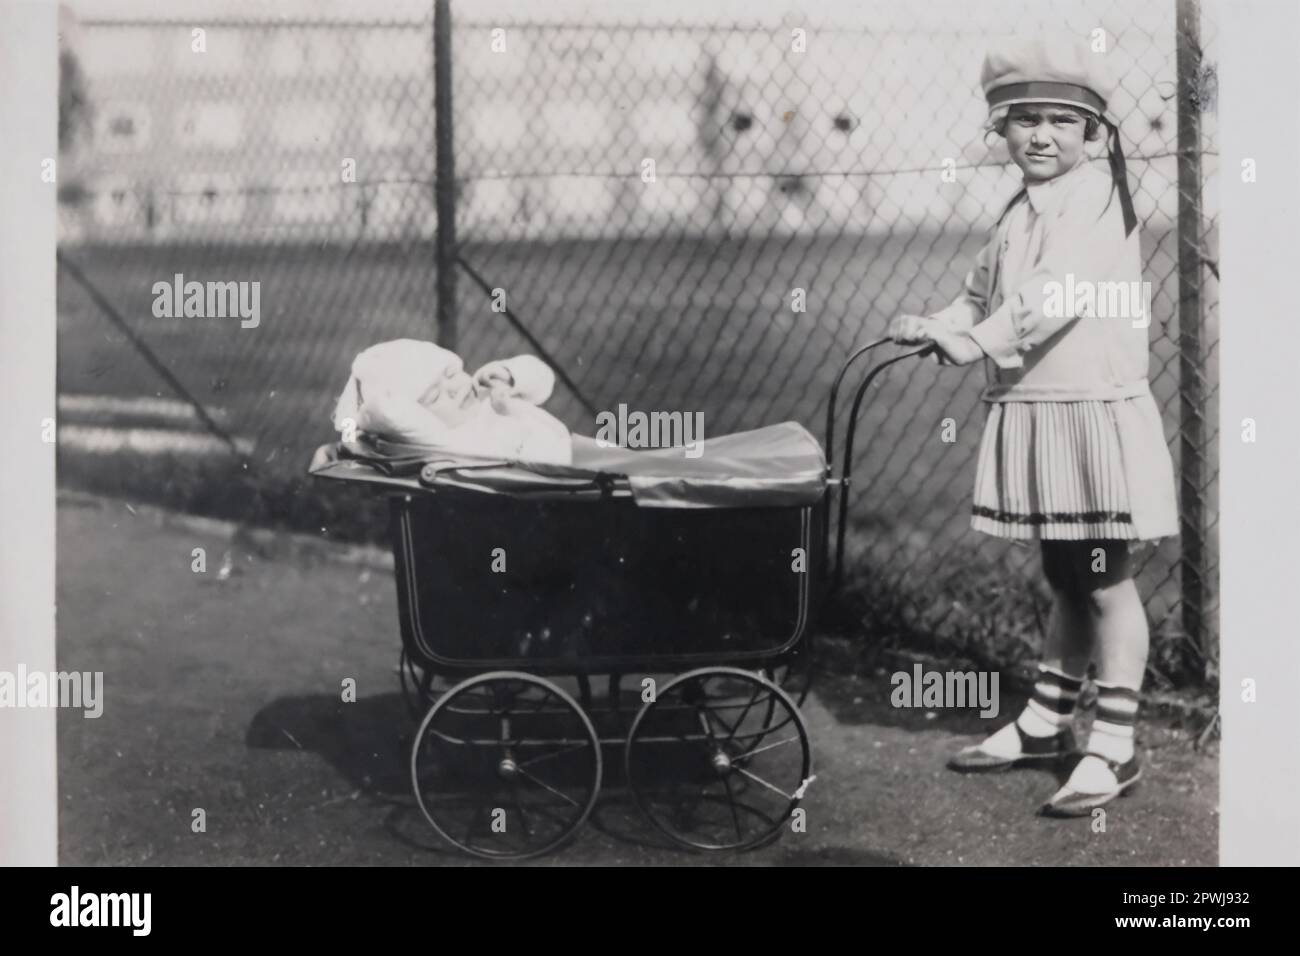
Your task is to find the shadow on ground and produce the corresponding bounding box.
[245,690,902,865]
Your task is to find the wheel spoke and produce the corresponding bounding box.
[413,673,600,860]
[462,797,487,846]
[718,685,765,744]
[498,691,565,748]
[732,765,794,801]
[664,724,720,759]
[518,741,591,770]
[623,669,810,853]
[515,766,581,808]
[720,773,744,843]
[698,709,720,744]
[490,681,523,718]
[730,733,801,762]
[510,783,535,839]
[525,688,554,718]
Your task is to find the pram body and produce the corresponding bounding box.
[309,340,921,858]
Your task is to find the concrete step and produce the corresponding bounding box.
[57,393,252,456]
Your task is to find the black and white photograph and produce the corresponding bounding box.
[0,0,1294,902]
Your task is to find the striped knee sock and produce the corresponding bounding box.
[1089,682,1140,762]
[1015,664,1085,737]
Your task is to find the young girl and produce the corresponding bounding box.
[888,35,1179,816]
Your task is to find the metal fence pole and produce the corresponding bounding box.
[1175,0,1206,667]
[434,0,458,350]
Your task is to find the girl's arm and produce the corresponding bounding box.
[967,175,1135,368]
[929,238,996,331]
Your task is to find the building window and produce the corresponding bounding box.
[542,102,607,149]
[359,30,427,76]
[268,30,343,75]
[273,102,334,149]
[95,102,151,154]
[634,99,696,153]
[271,172,338,224]
[172,173,245,225]
[363,102,412,150]
[171,27,244,75]
[80,28,155,77]
[92,175,145,227]
[468,102,525,152]
[175,102,244,151]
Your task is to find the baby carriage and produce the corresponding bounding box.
[309,340,924,859]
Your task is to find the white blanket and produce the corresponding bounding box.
[331,339,573,465]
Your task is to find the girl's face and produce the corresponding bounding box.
[1004,103,1091,182]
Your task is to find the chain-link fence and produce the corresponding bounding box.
[56,0,1218,689]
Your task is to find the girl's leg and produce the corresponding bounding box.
[1006,597,1091,742]
[1053,540,1147,797]
[1039,540,1095,676]
[1041,588,1094,680]
[1008,545,1093,740]
[950,542,1093,762]
[1089,566,1150,691]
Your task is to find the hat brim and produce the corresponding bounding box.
[985,99,1116,136]
[991,95,1102,115]
[987,80,1106,113]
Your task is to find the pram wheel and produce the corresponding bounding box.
[625,667,811,852]
[410,671,602,860]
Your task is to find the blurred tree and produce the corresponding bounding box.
[58,6,92,209]
[59,37,90,153]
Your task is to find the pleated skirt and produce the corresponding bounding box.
[971,394,1180,542]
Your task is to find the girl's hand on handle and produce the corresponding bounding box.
[888,314,932,345]
[888,315,985,365]
[924,324,986,366]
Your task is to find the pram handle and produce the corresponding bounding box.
[824,338,936,466]
[825,339,936,593]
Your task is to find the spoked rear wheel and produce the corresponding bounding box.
[625,667,812,852]
[410,671,602,860]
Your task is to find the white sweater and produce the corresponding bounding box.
[933,160,1153,402]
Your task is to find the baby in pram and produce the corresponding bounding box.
[332,338,573,465]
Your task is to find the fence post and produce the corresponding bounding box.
[1175,0,1206,668]
[434,0,457,351]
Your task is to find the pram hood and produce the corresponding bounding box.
[308,421,827,509]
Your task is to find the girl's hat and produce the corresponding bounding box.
[981,34,1115,124]
[981,34,1137,236]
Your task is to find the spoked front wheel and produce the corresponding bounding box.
[410,671,602,860]
[625,667,812,852]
